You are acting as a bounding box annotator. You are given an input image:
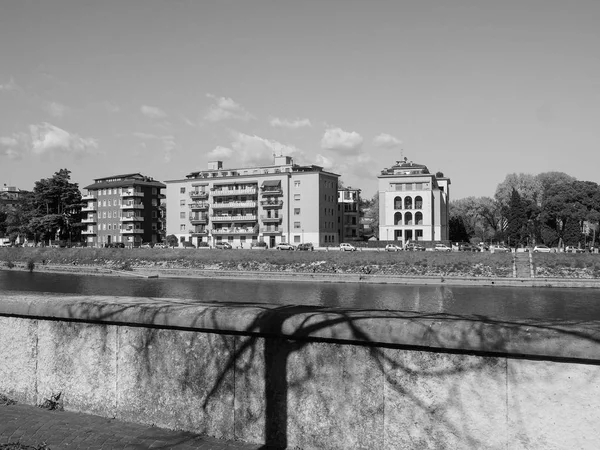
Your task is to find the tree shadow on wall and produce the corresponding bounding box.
[62,294,600,449]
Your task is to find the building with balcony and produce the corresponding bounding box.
[378,157,450,246]
[337,187,362,242]
[82,173,165,247]
[165,156,340,248]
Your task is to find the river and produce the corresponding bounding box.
[2,271,600,321]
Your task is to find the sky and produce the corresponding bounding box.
[1,0,599,200]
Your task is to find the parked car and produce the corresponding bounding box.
[140,242,154,248]
[181,241,196,249]
[153,243,168,249]
[215,242,233,249]
[533,245,552,253]
[459,243,479,252]
[105,242,125,248]
[339,243,357,252]
[405,243,426,251]
[434,243,452,252]
[564,246,585,253]
[385,244,402,252]
[297,243,314,251]
[490,245,510,253]
[477,243,490,251]
[276,243,295,250]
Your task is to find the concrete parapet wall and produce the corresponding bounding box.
[1,293,600,449]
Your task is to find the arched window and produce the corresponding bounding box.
[415,212,423,225]
[415,196,423,209]
[394,196,402,209]
[404,196,413,209]
[394,212,402,225]
[405,212,413,225]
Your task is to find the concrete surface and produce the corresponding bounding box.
[2,292,600,449]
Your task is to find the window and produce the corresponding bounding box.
[294,181,301,188]
[152,199,157,206]
[152,188,157,195]
[103,212,107,218]
[180,212,186,219]
[113,210,117,217]
[294,222,301,229]
[102,224,106,230]
[180,199,186,206]
[103,200,107,207]
[108,224,112,230]
[294,194,300,201]
[152,211,157,218]
[180,187,186,194]
[108,211,112,218]
[294,235,301,243]
[294,208,300,215]
[152,224,157,230]
[180,224,186,231]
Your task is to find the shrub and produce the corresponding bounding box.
[6,260,14,269]
[197,241,209,247]
[26,259,35,273]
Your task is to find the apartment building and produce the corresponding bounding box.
[165,156,340,248]
[82,173,165,247]
[378,157,450,245]
[337,186,362,242]
[0,184,23,208]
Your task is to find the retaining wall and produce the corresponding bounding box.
[1,292,600,449]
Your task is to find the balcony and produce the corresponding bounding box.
[82,203,97,212]
[260,188,283,197]
[189,229,208,237]
[121,190,144,198]
[261,215,282,223]
[120,203,144,210]
[260,227,282,235]
[82,194,96,201]
[212,226,258,235]
[260,199,283,208]
[122,228,144,234]
[189,202,209,211]
[210,214,257,222]
[212,200,257,209]
[189,191,209,199]
[211,187,257,197]
[121,216,144,222]
[81,217,97,224]
[82,228,97,235]
[190,216,208,225]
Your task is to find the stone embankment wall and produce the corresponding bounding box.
[1,293,600,449]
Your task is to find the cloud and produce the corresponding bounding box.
[103,101,120,113]
[43,101,69,118]
[29,123,98,156]
[320,127,363,153]
[141,105,167,119]
[133,132,176,162]
[315,154,335,170]
[204,94,254,122]
[269,117,312,129]
[210,132,304,167]
[373,133,402,148]
[208,145,234,160]
[0,77,19,92]
[0,134,24,160]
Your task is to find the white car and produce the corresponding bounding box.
[533,245,552,253]
[434,243,452,252]
[385,244,402,252]
[340,243,357,252]
[275,243,295,250]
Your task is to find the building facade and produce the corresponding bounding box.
[0,184,23,209]
[82,173,165,247]
[337,187,362,242]
[165,156,340,248]
[378,158,450,246]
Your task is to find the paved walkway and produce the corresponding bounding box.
[0,403,265,450]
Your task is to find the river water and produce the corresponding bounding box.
[2,271,600,321]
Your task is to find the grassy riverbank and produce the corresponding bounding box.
[2,247,598,279]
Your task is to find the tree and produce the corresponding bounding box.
[504,189,528,247]
[495,173,542,209]
[363,192,379,238]
[166,234,179,248]
[449,216,470,242]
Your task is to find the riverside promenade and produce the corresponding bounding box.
[0,401,263,450]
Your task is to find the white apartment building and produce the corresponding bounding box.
[165,156,340,248]
[378,157,450,245]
